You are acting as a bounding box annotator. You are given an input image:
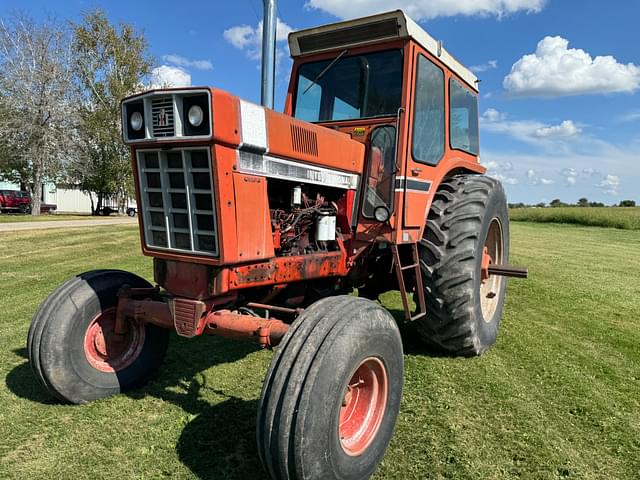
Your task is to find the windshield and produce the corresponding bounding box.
[294,50,403,122]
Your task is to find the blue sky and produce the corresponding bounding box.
[1,0,638,204]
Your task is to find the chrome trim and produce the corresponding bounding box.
[237,150,359,190]
[122,89,212,143]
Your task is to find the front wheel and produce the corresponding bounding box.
[257,296,403,480]
[27,270,170,404]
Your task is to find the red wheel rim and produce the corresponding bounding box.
[83,307,145,373]
[339,357,388,456]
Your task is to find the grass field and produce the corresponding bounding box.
[510,206,640,230]
[1,223,639,479]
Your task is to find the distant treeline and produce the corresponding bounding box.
[509,198,636,209]
[509,206,640,230]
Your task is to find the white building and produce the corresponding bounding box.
[0,181,95,214]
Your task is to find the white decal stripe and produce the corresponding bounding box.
[238,150,359,190]
[239,100,268,152]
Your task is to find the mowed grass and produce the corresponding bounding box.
[510,206,640,230]
[1,223,639,479]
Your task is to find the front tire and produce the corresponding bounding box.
[257,296,403,480]
[415,175,509,356]
[28,270,170,404]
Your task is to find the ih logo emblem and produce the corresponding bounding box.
[157,108,166,127]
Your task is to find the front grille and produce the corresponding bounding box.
[151,97,175,137]
[137,148,218,256]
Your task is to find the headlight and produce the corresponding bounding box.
[188,105,204,127]
[182,94,210,136]
[374,205,391,222]
[130,111,144,131]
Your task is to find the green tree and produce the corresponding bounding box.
[550,198,565,207]
[0,15,77,215]
[619,200,636,207]
[577,197,589,207]
[70,10,152,214]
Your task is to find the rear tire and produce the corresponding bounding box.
[28,270,170,404]
[415,175,509,356]
[257,296,403,480]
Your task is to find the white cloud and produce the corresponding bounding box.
[526,169,554,185]
[535,120,580,138]
[224,25,257,50]
[224,18,293,60]
[470,59,498,73]
[483,159,518,185]
[491,173,519,185]
[305,0,546,20]
[504,36,640,97]
[483,159,513,172]
[481,109,581,143]
[482,108,505,122]
[582,168,600,176]
[150,65,191,88]
[562,167,578,186]
[596,174,621,196]
[482,146,639,203]
[162,54,213,71]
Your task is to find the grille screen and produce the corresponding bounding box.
[297,19,400,54]
[137,149,218,256]
[151,97,175,137]
[290,124,318,156]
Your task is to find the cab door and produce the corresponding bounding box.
[403,52,445,228]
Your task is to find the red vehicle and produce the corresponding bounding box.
[29,11,526,479]
[0,189,31,213]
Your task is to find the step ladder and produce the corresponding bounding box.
[391,243,427,321]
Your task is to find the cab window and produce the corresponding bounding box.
[412,55,445,165]
[450,78,479,155]
[362,126,396,218]
[294,50,403,122]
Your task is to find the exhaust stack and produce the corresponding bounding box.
[261,0,277,109]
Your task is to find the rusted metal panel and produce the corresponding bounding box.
[228,251,346,289]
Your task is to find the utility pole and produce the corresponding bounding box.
[261,0,277,109]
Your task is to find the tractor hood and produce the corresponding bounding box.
[121,87,364,181]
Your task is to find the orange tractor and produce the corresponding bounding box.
[28,10,526,479]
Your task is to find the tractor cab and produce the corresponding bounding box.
[286,10,484,246]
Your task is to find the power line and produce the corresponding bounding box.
[246,0,260,23]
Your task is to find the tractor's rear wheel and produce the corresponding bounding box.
[415,175,509,356]
[257,296,403,480]
[28,270,170,404]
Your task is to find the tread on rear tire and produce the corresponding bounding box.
[415,174,509,356]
